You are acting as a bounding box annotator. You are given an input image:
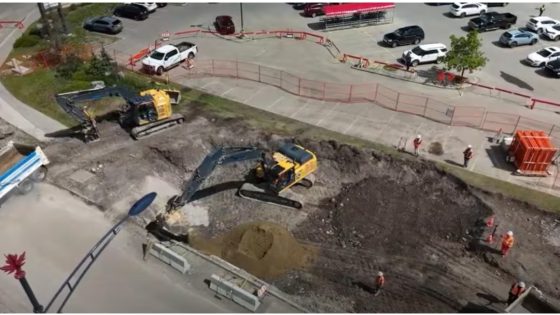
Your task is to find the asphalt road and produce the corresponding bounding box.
[108,3,560,103]
[0,183,243,313]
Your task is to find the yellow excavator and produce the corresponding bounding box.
[158,143,318,226]
[55,85,184,142]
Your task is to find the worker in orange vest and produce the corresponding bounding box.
[412,135,422,157]
[507,281,526,305]
[501,231,515,257]
[374,271,385,296]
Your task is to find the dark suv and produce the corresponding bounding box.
[383,25,425,48]
[545,58,560,77]
[113,4,149,21]
[215,15,235,35]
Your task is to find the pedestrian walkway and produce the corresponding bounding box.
[174,74,560,197]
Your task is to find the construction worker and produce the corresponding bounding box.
[413,135,422,156]
[501,230,515,257]
[538,4,545,16]
[463,145,473,168]
[374,271,385,296]
[507,281,526,305]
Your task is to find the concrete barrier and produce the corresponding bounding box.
[149,242,191,274]
[208,274,261,312]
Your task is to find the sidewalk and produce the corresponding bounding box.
[173,73,560,197]
[0,6,65,142]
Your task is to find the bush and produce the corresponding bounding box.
[13,34,41,48]
[86,49,115,78]
[55,54,85,80]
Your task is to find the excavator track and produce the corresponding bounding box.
[131,114,185,139]
[238,183,303,209]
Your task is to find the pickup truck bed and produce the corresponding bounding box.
[469,12,517,31]
[175,42,196,52]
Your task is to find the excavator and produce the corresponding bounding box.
[158,143,318,226]
[55,83,184,142]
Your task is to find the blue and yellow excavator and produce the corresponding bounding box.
[158,143,318,226]
[55,84,184,142]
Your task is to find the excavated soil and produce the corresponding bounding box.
[189,222,315,279]
[40,103,560,313]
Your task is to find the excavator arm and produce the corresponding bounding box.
[166,146,265,211]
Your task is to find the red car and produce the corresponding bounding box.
[303,3,324,17]
[215,15,235,35]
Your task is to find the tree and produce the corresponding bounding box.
[444,30,488,79]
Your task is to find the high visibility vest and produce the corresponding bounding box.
[502,235,514,248]
[510,284,525,296]
[376,275,385,287]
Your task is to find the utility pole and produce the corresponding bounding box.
[36,3,51,39]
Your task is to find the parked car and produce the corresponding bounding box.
[156,3,167,7]
[545,58,560,76]
[449,2,487,17]
[483,2,508,7]
[303,3,324,17]
[83,16,123,34]
[215,15,235,35]
[402,43,448,66]
[383,25,425,48]
[526,16,560,34]
[113,4,149,20]
[544,24,560,41]
[527,46,560,67]
[499,30,538,47]
[293,3,317,10]
[469,12,517,32]
[142,42,198,74]
[133,2,158,13]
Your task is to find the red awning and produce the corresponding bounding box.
[323,3,395,16]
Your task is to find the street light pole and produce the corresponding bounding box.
[239,3,244,37]
[2,192,157,313]
[44,192,157,313]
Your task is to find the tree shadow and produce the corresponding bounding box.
[499,71,534,91]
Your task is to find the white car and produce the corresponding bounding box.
[526,16,560,34]
[543,24,560,41]
[449,2,487,17]
[526,46,560,67]
[403,43,448,66]
[132,2,158,13]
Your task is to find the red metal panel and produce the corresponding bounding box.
[323,3,395,16]
[509,130,558,175]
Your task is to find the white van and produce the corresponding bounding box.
[402,43,448,66]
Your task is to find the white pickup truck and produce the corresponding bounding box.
[142,42,198,75]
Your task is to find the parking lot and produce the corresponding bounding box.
[109,3,560,103]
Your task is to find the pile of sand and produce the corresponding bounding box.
[190,222,314,279]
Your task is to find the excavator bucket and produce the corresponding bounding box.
[162,90,181,105]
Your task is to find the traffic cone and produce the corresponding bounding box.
[486,215,495,227]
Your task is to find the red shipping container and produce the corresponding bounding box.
[508,130,558,176]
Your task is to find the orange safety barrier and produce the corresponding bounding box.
[128,48,150,66]
[0,20,24,29]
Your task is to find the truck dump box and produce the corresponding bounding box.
[0,141,49,201]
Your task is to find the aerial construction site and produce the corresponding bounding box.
[29,92,558,313]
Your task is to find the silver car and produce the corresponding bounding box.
[499,30,538,48]
[84,16,123,35]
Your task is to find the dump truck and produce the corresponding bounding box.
[0,141,49,203]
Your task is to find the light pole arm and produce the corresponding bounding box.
[43,216,128,313]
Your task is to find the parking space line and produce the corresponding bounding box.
[374,112,396,141]
[469,137,486,171]
[343,116,359,134]
[441,126,453,152]
[266,96,285,109]
[316,102,339,126]
[201,80,217,89]
[289,100,309,118]
[243,87,265,104]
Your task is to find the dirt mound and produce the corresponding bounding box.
[190,222,315,279]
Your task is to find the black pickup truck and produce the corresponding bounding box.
[468,12,517,32]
